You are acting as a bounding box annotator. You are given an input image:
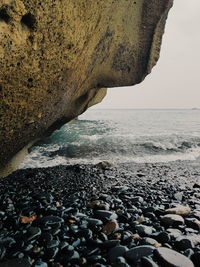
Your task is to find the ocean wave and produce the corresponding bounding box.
[20,111,200,169]
[20,137,200,169]
[20,147,200,169]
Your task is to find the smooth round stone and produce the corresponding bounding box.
[23,244,34,252]
[78,229,93,239]
[0,211,5,217]
[102,220,119,235]
[97,202,110,211]
[42,216,64,226]
[59,241,69,250]
[46,240,60,248]
[192,210,200,220]
[155,232,170,243]
[184,248,194,258]
[108,245,129,263]
[46,247,59,259]
[98,232,108,242]
[167,229,182,240]
[145,212,157,221]
[166,205,191,216]
[87,255,102,263]
[68,250,80,261]
[27,227,41,241]
[131,196,144,203]
[141,256,159,267]
[185,218,200,231]
[191,251,200,267]
[72,238,81,247]
[186,234,200,246]
[174,192,183,202]
[113,257,131,266]
[33,260,48,267]
[86,247,101,256]
[162,214,184,225]
[135,225,155,236]
[86,218,103,226]
[125,245,155,263]
[94,210,118,221]
[62,245,74,254]
[155,247,194,267]
[103,240,120,248]
[175,236,194,251]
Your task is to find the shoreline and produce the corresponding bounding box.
[0,161,200,266]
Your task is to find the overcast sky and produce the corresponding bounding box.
[95,0,200,109]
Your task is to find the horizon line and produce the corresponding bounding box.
[91,108,200,110]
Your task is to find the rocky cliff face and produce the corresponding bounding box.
[0,0,173,175]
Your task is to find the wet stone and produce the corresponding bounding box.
[23,244,33,252]
[154,231,170,244]
[166,205,191,216]
[174,192,183,202]
[46,240,60,248]
[135,225,155,236]
[27,227,41,241]
[42,216,64,226]
[86,218,103,226]
[72,238,81,247]
[68,250,80,261]
[191,251,200,267]
[108,245,129,263]
[86,247,101,256]
[185,218,200,231]
[45,247,59,259]
[125,245,155,263]
[162,214,184,226]
[192,210,200,220]
[184,248,194,258]
[155,247,195,267]
[78,229,93,239]
[94,210,118,221]
[167,228,182,240]
[102,220,119,235]
[102,240,120,248]
[131,196,144,203]
[33,260,48,267]
[145,212,157,221]
[114,260,130,267]
[175,236,194,251]
[141,256,159,267]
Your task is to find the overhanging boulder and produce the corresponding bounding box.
[0,0,173,175]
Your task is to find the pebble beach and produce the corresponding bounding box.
[0,161,200,266]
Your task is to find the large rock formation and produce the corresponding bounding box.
[0,0,173,175]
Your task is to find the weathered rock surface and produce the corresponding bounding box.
[0,0,173,174]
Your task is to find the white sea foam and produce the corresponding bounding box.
[20,109,200,169]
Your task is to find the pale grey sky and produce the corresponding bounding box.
[95,0,200,109]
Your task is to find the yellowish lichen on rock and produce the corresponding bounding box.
[0,0,173,175]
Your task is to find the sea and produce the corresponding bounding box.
[20,109,200,169]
